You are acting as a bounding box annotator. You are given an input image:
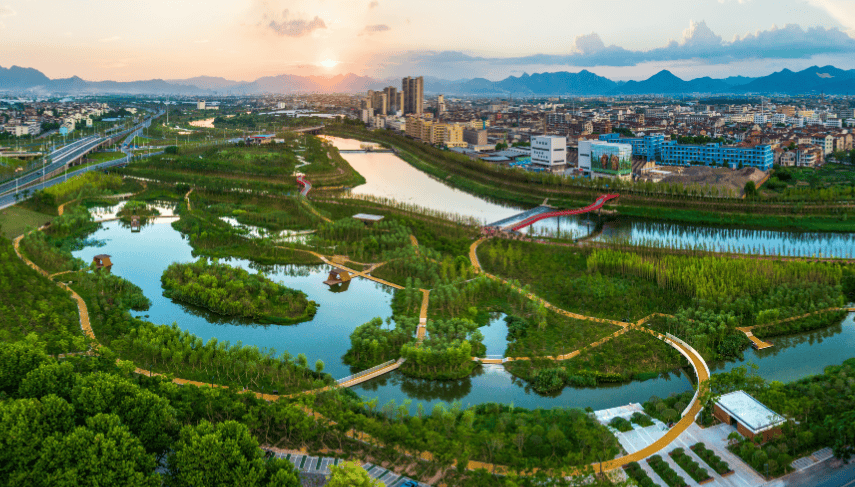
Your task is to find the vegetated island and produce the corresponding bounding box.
[161,259,317,325]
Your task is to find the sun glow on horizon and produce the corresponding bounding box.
[319,59,339,68]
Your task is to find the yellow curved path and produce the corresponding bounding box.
[11,205,730,477]
[184,188,193,211]
[13,232,96,341]
[417,289,430,341]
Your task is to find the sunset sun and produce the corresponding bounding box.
[319,59,339,68]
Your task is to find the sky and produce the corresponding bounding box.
[1,0,855,82]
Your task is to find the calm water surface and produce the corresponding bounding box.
[72,215,393,379]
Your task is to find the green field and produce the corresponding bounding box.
[763,163,855,196]
[0,206,53,239]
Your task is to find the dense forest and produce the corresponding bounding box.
[0,234,85,354]
[0,341,303,486]
[161,259,317,324]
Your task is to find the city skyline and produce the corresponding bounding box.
[2,0,855,82]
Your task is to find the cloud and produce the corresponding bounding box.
[267,9,326,37]
[573,33,606,54]
[361,24,390,36]
[369,1,379,8]
[99,36,121,43]
[403,22,855,68]
[807,0,855,36]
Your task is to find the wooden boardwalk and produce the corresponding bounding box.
[417,290,430,341]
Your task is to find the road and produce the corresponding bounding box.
[0,111,162,197]
[0,115,163,210]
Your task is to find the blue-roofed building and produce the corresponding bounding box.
[660,142,773,170]
[599,133,664,161]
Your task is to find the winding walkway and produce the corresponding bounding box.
[25,195,850,477]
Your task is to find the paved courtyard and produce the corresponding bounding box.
[613,421,767,487]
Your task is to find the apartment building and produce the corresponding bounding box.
[599,133,665,161]
[660,141,774,170]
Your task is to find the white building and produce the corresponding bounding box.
[770,113,787,125]
[578,140,593,174]
[370,116,387,129]
[196,101,206,110]
[824,119,842,129]
[361,108,374,124]
[753,113,767,125]
[531,135,566,171]
[277,102,287,109]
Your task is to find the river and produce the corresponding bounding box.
[326,136,855,258]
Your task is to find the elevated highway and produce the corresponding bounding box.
[0,116,163,210]
[0,111,162,200]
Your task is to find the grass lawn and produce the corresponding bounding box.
[0,205,53,239]
[85,151,127,163]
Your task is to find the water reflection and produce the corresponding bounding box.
[595,218,855,258]
[72,219,394,378]
[711,313,855,383]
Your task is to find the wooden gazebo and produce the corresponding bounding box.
[93,254,113,269]
[323,267,352,286]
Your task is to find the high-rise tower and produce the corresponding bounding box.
[401,76,424,115]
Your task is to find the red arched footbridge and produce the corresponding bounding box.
[487,194,620,233]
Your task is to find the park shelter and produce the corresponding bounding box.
[323,267,352,286]
[92,254,113,269]
[352,214,384,226]
[714,391,785,443]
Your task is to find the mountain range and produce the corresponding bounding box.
[2,65,855,96]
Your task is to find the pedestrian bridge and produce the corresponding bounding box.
[485,194,620,233]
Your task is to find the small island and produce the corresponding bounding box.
[117,200,161,223]
[161,259,317,324]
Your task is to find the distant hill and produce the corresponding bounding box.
[3,64,855,96]
[739,65,855,94]
[166,76,245,91]
[0,65,52,90]
[721,76,756,87]
[229,73,382,94]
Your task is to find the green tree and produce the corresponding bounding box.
[326,461,385,487]
[18,361,77,400]
[825,411,855,463]
[0,395,75,482]
[167,420,300,487]
[0,339,49,396]
[743,181,757,198]
[33,413,159,487]
[71,373,176,457]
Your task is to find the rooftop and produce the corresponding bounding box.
[716,391,785,434]
[352,213,384,222]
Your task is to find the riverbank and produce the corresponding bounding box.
[325,125,855,233]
